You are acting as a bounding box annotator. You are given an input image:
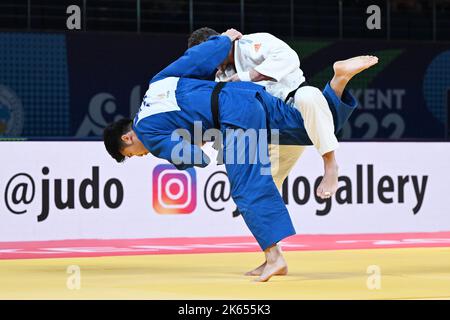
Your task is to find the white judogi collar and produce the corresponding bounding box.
[136,77,180,125]
[217,33,305,101]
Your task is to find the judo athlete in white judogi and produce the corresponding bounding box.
[188,28,378,199]
[103,29,375,282]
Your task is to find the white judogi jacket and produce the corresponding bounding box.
[216,32,306,101]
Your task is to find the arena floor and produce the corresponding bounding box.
[1,233,450,299]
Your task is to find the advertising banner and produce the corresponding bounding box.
[0,141,449,241]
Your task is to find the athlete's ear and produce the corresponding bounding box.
[121,131,133,145]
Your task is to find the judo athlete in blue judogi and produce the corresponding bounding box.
[103,29,360,282]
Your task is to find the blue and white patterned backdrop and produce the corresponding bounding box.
[0,32,449,140]
[0,32,69,137]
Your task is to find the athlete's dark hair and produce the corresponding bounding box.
[103,118,133,163]
[188,27,220,48]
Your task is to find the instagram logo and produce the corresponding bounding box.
[152,164,197,214]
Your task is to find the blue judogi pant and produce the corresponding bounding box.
[219,82,357,250]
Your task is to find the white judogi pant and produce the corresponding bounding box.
[270,85,339,190]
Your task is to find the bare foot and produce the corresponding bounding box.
[245,261,266,276]
[316,167,339,199]
[316,152,339,199]
[334,55,379,79]
[330,55,379,98]
[316,164,339,199]
[255,259,288,282]
[245,261,289,277]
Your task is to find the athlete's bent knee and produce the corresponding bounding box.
[294,86,324,112]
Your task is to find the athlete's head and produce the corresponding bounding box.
[187,27,220,48]
[188,27,236,73]
[103,118,149,163]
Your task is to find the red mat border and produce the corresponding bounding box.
[1,232,450,260]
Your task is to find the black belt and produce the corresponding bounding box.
[211,81,226,129]
[284,80,309,104]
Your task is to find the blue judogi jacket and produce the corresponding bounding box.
[133,36,278,169]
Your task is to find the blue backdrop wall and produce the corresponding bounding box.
[0,31,449,140]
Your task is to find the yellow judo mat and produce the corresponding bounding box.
[1,247,449,299]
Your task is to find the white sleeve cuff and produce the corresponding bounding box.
[237,71,251,82]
